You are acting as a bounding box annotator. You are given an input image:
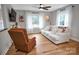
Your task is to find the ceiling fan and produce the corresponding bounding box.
[33,4,51,10]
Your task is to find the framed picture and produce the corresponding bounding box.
[8,8,16,22]
[19,16,24,22]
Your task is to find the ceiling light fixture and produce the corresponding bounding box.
[39,8,43,10]
[40,4,44,7]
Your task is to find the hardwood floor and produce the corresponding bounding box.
[6,34,79,55]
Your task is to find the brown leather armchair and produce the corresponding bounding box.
[8,28,36,53]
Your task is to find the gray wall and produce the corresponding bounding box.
[44,12,52,27]
[16,10,26,28]
[1,4,15,28]
[49,11,57,25]
[71,4,79,40]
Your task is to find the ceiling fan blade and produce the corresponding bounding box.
[42,8,48,10]
[44,6,51,8]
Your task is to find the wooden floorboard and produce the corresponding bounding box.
[6,34,79,55]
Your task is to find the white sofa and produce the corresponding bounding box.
[41,25,71,44]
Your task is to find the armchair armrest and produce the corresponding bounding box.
[27,37,36,52]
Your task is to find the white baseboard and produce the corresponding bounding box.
[71,36,79,42]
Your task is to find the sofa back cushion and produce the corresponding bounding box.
[57,27,71,33]
[44,25,71,33]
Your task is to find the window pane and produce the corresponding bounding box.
[60,15,65,25]
[32,15,39,24]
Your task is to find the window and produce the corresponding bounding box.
[57,9,69,27]
[26,14,39,29]
[60,14,65,25]
[26,13,44,29]
[0,10,4,30]
[32,15,39,24]
[32,15,39,27]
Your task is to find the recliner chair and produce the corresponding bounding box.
[8,28,36,53]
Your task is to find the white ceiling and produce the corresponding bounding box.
[12,4,69,12]
[0,4,66,12]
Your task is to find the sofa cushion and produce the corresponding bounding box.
[51,26,58,33]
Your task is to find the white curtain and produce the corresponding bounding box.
[56,11,61,26]
[66,6,72,27]
[26,13,33,29]
[39,13,44,29]
[27,15,33,29]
